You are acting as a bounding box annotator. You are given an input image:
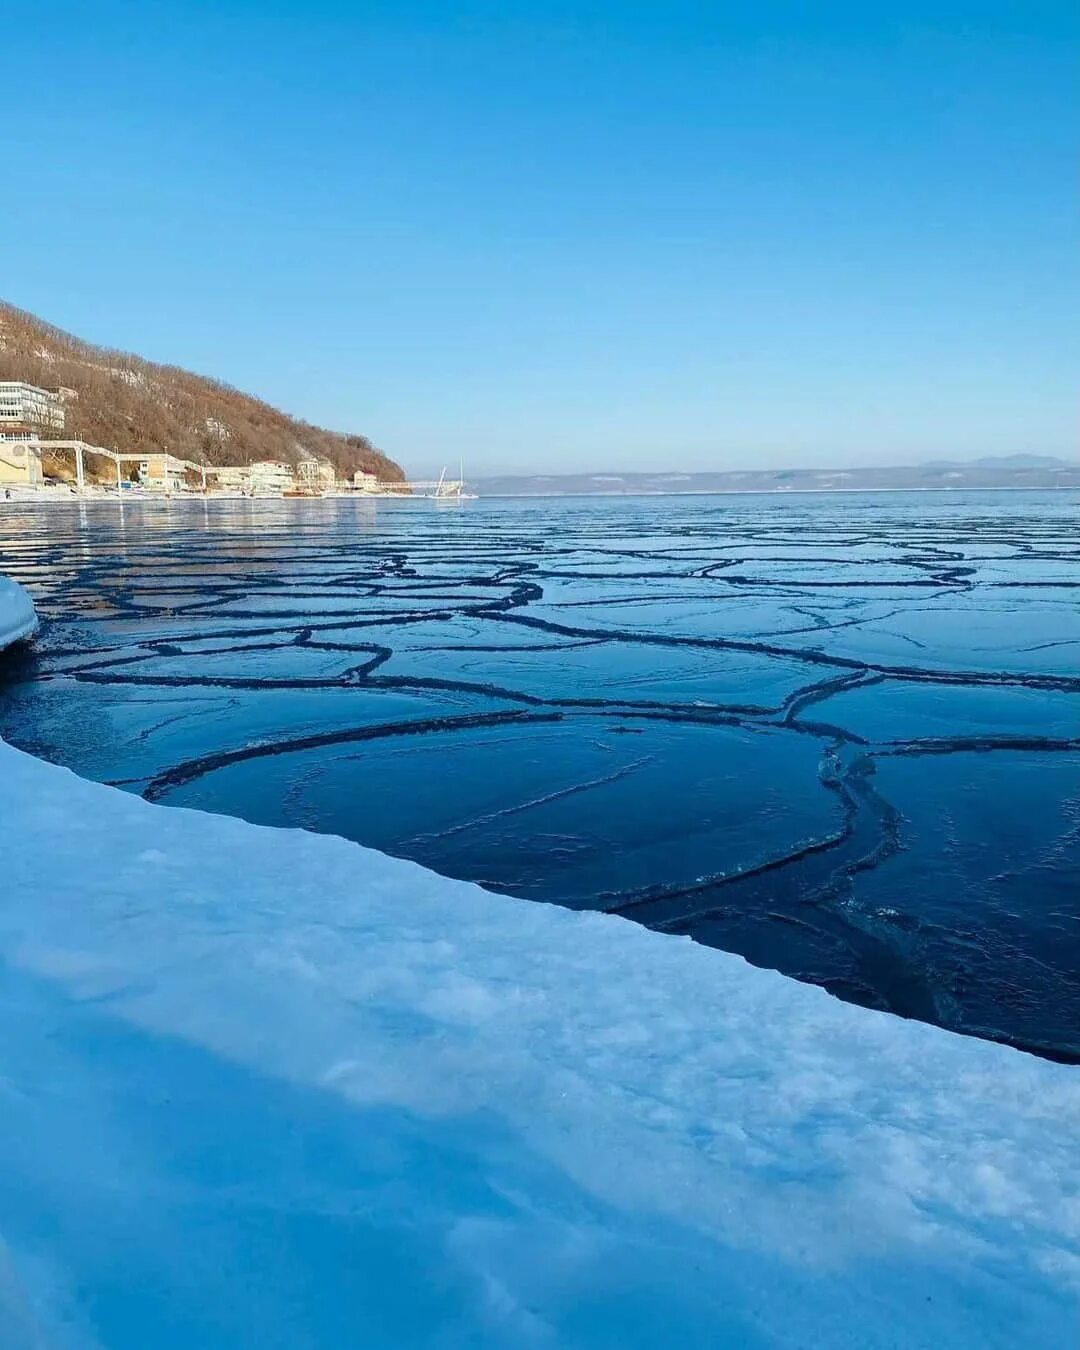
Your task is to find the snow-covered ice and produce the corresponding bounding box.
[0,577,36,649]
[0,736,1077,1347]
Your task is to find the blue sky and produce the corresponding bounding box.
[5,1,1077,476]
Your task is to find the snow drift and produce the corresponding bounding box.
[0,737,1077,1348]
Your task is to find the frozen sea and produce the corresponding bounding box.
[1,489,1078,1061]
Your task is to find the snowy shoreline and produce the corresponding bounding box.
[0,733,1078,1347]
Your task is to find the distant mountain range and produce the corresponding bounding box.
[0,303,403,482]
[474,455,1080,496]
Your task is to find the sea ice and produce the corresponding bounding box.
[0,737,1077,1348]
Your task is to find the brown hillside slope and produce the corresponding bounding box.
[0,303,404,481]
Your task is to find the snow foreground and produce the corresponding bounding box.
[0,743,1077,1349]
[0,577,36,649]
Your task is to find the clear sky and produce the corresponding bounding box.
[5,1,1077,477]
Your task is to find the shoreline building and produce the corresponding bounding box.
[208,462,303,494]
[0,440,44,487]
[0,382,65,435]
[297,456,337,491]
[209,466,250,492]
[248,460,296,494]
[137,454,188,492]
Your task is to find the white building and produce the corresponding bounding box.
[210,466,250,492]
[208,462,297,494]
[0,382,65,431]
[297,457,337,490]
[137,454,187,492]
[353,468,380,492]
[248,460,295,494]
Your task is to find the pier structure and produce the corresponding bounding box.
[396,474,467,498]
[9,440,204,494]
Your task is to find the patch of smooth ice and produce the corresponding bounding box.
[0,738,1077,1348]
[0,577,36,649]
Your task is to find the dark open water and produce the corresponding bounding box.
[1,491,1077,1060]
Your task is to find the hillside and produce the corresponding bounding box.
[0,303,403,481]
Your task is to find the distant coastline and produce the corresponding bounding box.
[472,483,1080,499]
[471,455,1080,498]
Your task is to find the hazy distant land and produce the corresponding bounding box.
[474,454,1080,496]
